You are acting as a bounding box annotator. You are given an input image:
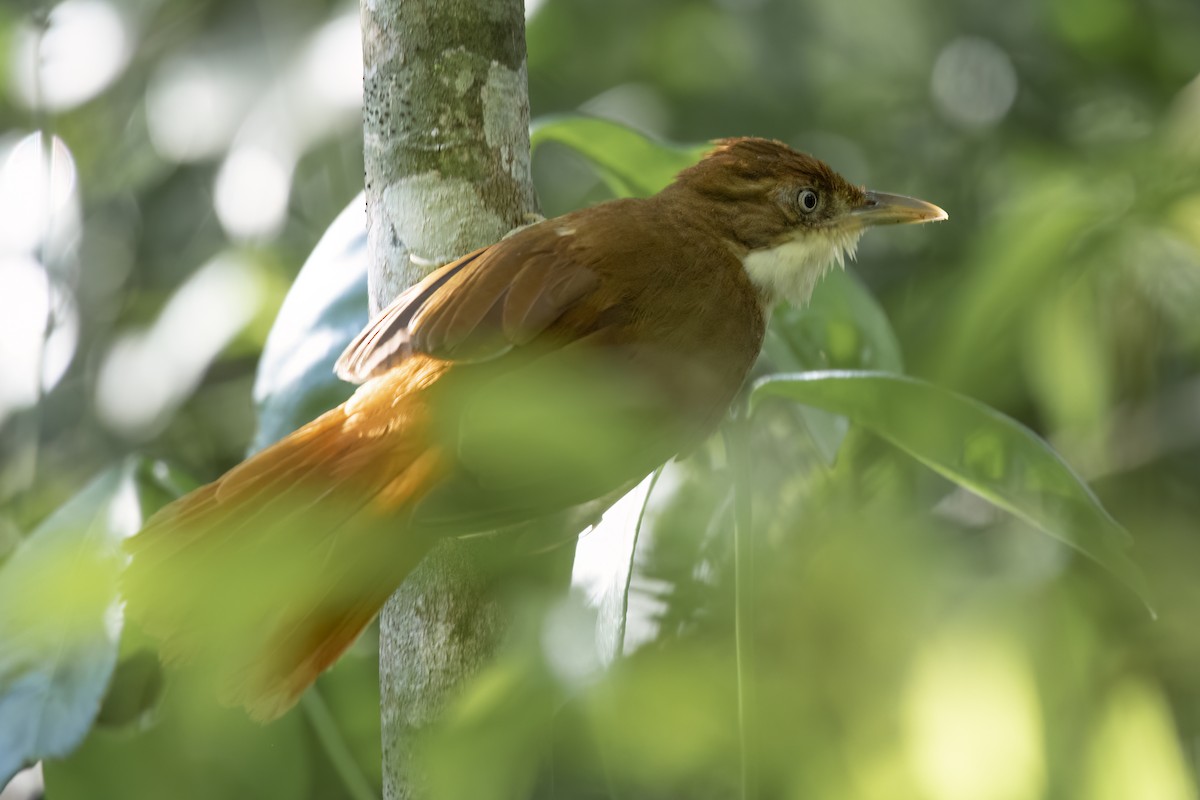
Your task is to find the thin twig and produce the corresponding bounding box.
[302,689,378,800]
[616,466,664,659]
[724,412,757,800]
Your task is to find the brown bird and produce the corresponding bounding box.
[123,138,946,720]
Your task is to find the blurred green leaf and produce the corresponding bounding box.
[311,644,384,796]
[585,644,738,793]
[301,691,377,800]
[772,269,905,374]
[1024,284,1113,434]
[929,173,1102,398]
[0,464,143,786]
[751,370,1153,613]
[761,269,904,464]
[42,685,311,800]
[93,649,163,730]
[424,649,556,800]
[531,116,707,198]
[251,196,368,452]
[131,460,202,519]
[1084,679,1199,800]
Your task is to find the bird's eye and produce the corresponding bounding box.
[798,188,820,213]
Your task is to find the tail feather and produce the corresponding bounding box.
[123,358,449,720]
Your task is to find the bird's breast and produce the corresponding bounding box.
[741,226,865,307]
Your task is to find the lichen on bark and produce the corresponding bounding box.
[360,0,537,313]
[358,0,539,798]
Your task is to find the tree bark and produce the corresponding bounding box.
[361,0,537,309]
[358,1,538,798]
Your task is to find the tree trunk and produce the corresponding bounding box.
[358,1,538,797]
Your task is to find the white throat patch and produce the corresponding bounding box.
[741,226,865,306]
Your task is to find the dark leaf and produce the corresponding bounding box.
[251,195,368,452]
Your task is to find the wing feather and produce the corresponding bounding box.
[335,224,601,380]
[334,254,480,383]
[503,254,600,343]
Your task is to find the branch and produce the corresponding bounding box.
[358,1,538,797]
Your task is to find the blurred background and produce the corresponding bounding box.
[2,0,1200,797]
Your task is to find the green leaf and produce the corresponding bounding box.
[251,195,367,452]
[531,116,707,198]
[928,174,1101,397]
[751,370,1153,613]
[572,470,661,663]
[309,645,384,796]
[760,269,904,464]
[0,464,143,786]
[29,462,313,799]
[131,459,202,520]
[424,629,561,800]
[771,269,904,375]
[42,688,311,800]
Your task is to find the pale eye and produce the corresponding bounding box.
[798,188,820,213]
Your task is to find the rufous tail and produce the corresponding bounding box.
[123,358,450,720]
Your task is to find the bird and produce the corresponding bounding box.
[123,137,947,721]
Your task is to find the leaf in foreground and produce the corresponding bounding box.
[762,269,905,464]
[751,370,1153,614]
[0,465,143,785]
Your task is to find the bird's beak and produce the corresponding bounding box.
[851,190,948,226]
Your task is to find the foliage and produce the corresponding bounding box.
[752,370,1151,611]
[3,0,1200,798]
[0,466,140,785]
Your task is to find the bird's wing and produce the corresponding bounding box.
[334,227,602,383]
[330,213,696,532]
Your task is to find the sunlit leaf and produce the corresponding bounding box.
[1024,284,1112,434]
[251,195,368,452]
[751,370,1153,613]
[0,465,142,786]
[531,116,706,198]
[1084,680,1198,800]
[584,470,659,663]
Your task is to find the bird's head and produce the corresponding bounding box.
[666,137,947,306]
